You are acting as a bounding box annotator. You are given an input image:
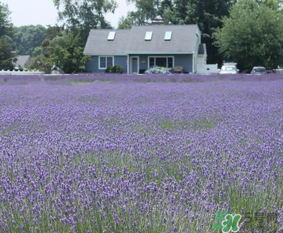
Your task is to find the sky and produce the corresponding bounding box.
[1,0,136,29]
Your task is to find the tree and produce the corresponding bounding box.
[11,25,46,56]
[53,0,117,47]
[0,2,16,70]
[0,38,17,70]
[125,0,161,25]
[213,0,283,70]
[118,15,135,29]
[48,33,91,74]
[27,55,52,73]
[0,2,13,39]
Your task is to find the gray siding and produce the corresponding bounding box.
[129,54,193,73]
[85,56,99,73]
[86,56,127,73]
[174,54,193,73]
[114,56,127,73]
[86,54,193,73]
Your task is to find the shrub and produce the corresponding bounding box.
[105,65,123,74]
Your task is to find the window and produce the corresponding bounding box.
[164,31,172,41]
[107,31,116,41]
[156,58,167,67]
[99,56,113,69]
[145,31,153,41]
[149,57,154,67]
[168,57,173,68]
[148,56,174,68]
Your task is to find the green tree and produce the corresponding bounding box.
[118,14,135,29]
[48,33,91,74]
[0,2,16,70]
[213,0,283,70]
[0,2,13,39]
[125,0,161,25]
[27,55,52,73]
[11,25,46,56]
[0,38,17,70]
[53,0,117,47]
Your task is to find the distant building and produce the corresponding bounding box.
[14,55,30,69]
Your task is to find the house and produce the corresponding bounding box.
[84,23,216,74]
[14,55,30,69]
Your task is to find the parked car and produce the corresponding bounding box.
[251,66,267,75]
[218,63,239,74]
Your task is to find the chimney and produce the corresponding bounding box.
[152,19,165,25]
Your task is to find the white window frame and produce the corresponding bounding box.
[107,31,116,41]
[148,56,174,69]
[98,56,114,69]
[164,31,172,41]
[145,31,153,41]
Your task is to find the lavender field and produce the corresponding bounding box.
[1,74,283,233]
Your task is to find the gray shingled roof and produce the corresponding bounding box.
[84,25,200,55]
[14,55,30,68]
[126,25,200,54]
[84,29,131,55]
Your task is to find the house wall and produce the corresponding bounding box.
[114,56,127,73]
[85,56,127,73]
[85,56,99,73]
[129,54,193,73]
[174,54,193,73]
[86,54,193,73]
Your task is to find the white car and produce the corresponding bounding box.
[219,63,239,74]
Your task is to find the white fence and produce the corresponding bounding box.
[0,70,44,75]
[197,64,218,75]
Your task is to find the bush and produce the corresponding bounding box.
[105,65,123,74]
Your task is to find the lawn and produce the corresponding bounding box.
[0,74,283,232]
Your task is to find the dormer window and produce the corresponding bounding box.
[164,31,172,41]
[145,31,153,41]
[107,31,116,41]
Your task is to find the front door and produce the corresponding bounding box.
[131,57,138,73]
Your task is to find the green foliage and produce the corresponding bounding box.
[0,2,14,39]
[105,64,123,73]
[27,54,52,73]
[213,0,283,70]
[11,25,46,56]
[117,15,134,29]
[52,0,117,47]
[48,33,91,74]
[0,2,15,70]
[125,0,160,25]
[0,38,17,70]
[32,47,44,57]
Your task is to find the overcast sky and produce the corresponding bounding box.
[1,0,136,29]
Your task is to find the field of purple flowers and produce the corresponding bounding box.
[1,74,283,233]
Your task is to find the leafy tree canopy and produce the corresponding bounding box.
[48,33,91,74]
[53,0,117,47]
[0,2,16,70]
[0,2,14,39]
[0,38,17,70]
[213,0,283,70]
[11,25,46,56]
